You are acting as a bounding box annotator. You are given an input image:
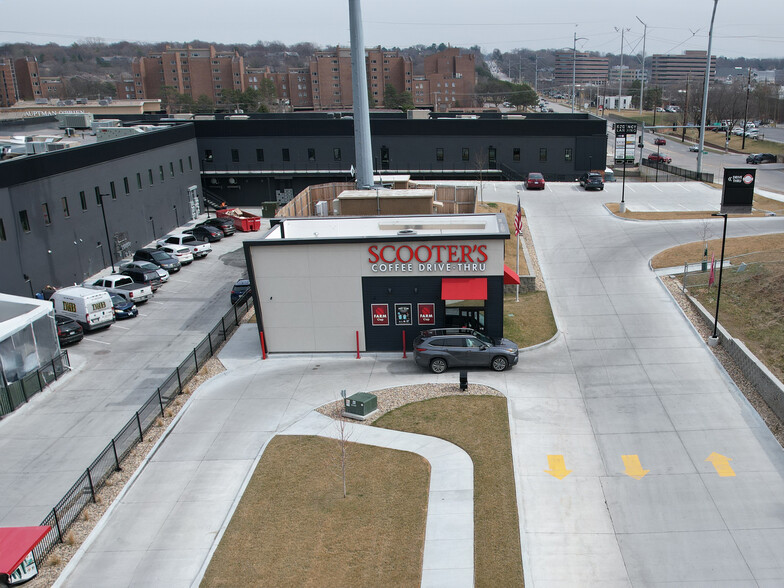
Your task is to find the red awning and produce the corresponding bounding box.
[0,526,51,574]
[503,264,521,285]
[441,278,487,300]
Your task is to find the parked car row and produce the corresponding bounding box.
[53,220,237,346]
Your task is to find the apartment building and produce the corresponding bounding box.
[0,58,17,107]
[12,57,65,101]
[608,65,647,84]
[554,52,609,85]
[421,48,476,111]
[650,50,716,86]
[124,45,245,106]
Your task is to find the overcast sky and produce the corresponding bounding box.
[0,0,782,59]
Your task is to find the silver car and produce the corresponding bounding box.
[413,330,519,374]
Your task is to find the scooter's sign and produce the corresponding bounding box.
[367,243,490,274]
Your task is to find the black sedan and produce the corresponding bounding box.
[199,217,236,236]
[185,225,223,242]
[56,315,84,346]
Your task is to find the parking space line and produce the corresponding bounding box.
[652,185,663,192]
[625,185,636,192]
[81,337,111,345]
[112,325,130,330]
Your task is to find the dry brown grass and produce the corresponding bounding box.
[477,201,529,274]
[201,435,430,588]
[606,200,774,221]
[651,233,784,269]
[375,396,524,588]
[504,292,557,347]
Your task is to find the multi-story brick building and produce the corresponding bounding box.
[123,45,245,107]
[421,48,476,111]
[554,52,609,85]
[12,57,65,101]
[650,51,716,86]
[0,58,17,107]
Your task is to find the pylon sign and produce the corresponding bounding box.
[613,123,637,136]
[721,168,755,214]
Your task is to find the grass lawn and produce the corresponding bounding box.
[504,292,557,347]
[375,395,524,588]
[201,435,430,587]
[477,201,529,275]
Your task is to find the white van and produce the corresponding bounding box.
[51,286,114,331]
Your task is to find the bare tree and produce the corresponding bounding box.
[334,417,352,498]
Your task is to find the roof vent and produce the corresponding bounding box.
[397,228,416,235]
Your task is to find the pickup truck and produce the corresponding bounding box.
[157,233,212,259]
[87,274,154,304]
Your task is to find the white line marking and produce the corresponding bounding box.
[625,185,636,192]
[81,337,111,345]
[112,325,130,330]
[652,185,663,192]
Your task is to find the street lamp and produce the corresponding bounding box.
[572,31,588,113]
[735,66,752,150]
[697,0,719,175]
[97,193,116,272]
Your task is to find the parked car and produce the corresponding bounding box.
[654,137,666,145]
[157,233,211,259]
[746,153,776,164]
[55,315,84,346]
[413,330,519,374]
[199,217,236,236]
[133,248,181,273]
[121,260,169,283]
[231,278,251,304]
[110,294,138,320]
[184,225,223,242]
[647,153,672,164]
[88,274,153,304]
[579,172,604,190]
[157,244,194,265]
[526,172,546,190]
[121,266,163,292]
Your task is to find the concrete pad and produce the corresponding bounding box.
[520,476,615,534]
[585,396,674,434]
[525,532,629,585]
[659,392,760,431]
[179,460,253,502]
[701,471,784,530]
[732,528,784,580]
[617,530,754,585]
[122,461,200,504]
[424,513,473,541]
[601,474,726,533]
[88,501,175,552]
[514,433,606,477]
[203,430,272,461]
[58,549,145,588]
[679,428,782,474]
[150,431,220,463]
[134,548,211,588]
[149,500,233,550]
[595,432,697,476]
[509,397,594,436]
[503,372,582,399]
[421,567,473,588]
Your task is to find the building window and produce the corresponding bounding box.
[231,149,240,163]
[61,197,70,218]
[80,191,87,210]
[333,148,341,161]
[169,162,175,177]
[564,148,573,162]
[159,166,165,181]
[256,148,264,162]
[136,173,143,190]
[489,147,497,164]
[124,177,130,194]
[282,148,290,162]
[204,150,213,162]
[436,148,444,162]
[42,203,51,225]
[462,148,470,161]
[179,159,184,173]
[513,148,520,162]
[0,218,5,241]
[308,148,316,161]
[95,186,102,206]
[188,156,193,170]
[110,181,117,199]
[539,148,547,162]
[148,169,154,185]
[19,210,30,233]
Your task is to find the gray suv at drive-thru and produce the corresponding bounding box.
[413,329,519,373]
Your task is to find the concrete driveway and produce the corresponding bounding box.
[56,182,784,587]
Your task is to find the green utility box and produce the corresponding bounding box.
[261,201,278,218]
[343,392,378,419]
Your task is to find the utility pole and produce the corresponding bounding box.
[572,30,587,113]
[742,67,752,150]
[615,27,630,112]
[534,54,539,93]
[636,17,648,115]
[348,0,374,189]
[697,0,719,174]
[682,73,690,143]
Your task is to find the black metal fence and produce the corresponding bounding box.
[31,291,254,566]
[0,351,70,418]
[641,158,714,183]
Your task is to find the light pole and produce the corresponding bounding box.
[98,193,116,272]
[614,27,630,112]
[736,66,752,150]
[697,0,719,175]
[572,31,587,113]
[636,16,648,115]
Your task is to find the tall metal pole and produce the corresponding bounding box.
[534,54,539,94]
[742,67,751,150]
[616,27,629,112]
[572,32,577,113]
[348,0,374,189]
[711,213,728,339]
[636,17,647,115]
[98,193,115,272]
[697,0,719,174]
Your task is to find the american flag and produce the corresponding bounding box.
[514,193,523,236]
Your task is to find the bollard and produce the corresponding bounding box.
[356,331,361,359]
[459,370,468,391]
[260,331,267,359]
[402,330,407,359]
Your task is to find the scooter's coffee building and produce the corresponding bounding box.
[244,213,518,353]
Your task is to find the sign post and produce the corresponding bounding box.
[613,123,637,213]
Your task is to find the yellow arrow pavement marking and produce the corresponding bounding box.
[622,455,650,480]
[706,452,736,477]
[544,455,572,479]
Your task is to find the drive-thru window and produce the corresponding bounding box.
[243,213,517,353]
